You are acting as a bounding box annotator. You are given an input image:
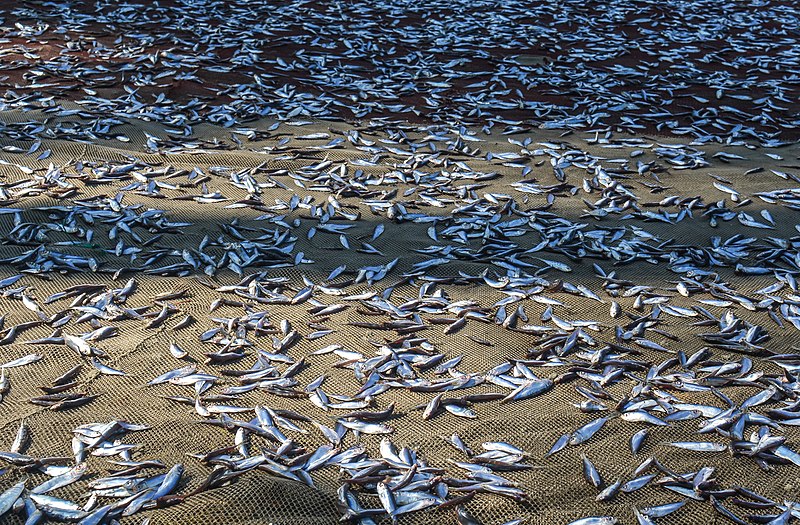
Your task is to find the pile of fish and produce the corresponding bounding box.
[0,419,185,523]
[1,0,798,144]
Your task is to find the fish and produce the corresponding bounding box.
[90,358,125,376]
[0,8,797,525]
[630,429,648,454]
[501,379,554,403]
[10,421,29,453]
[668,442,727,452]
[1,354,42,368]
[620,474,656,493]
[0,481,26,516]
[567,518,617,525]
[582,455,603,489]
[595,480,622,502]
[640,501,686,518]
[32,463,88,494]
[570,418,608,446]
[0,368,9,398]
[169,343,188,359]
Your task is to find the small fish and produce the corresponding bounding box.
[1,354,41,368]
[620,410,667,426]
[151,464,184,499]
[620,473,656,493]
[0,481,26,516]
[582,454,603,489]
[64,334,92,356]
[630,429,648,454]
[91,358,125,376]
[148,365,196,386]
[595,480,621,502]
[641,501,686,518]
[0,368,8,397]
[169,343,188,359]
[446,434,473,456]
[376,481,396,515]
[501,379,553,403]
[567,518,617,525]
[32,463,88,494]
[570,418,607,446]
[173,315,195,330]
[668,441,727,452]
[371,224,385,241]
[338,419,392,434]
[10,421,29,453]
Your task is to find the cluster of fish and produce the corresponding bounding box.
[191,423,535,525]
[1,112,800,525]
[1,238,800,525]
[0,120,800,525]
[1,127,799,285]
[567,457,800,525]
[1,0,799,144]
[0,419,186,523]
[0,0,800,524]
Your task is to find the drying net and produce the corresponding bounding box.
[0,106,799,525]
[0,0,799,522]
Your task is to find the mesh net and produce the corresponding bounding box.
[0,104,799,525]
[2,0,800,521]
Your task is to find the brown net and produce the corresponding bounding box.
[0,107,799,525]
[0,0,799,522]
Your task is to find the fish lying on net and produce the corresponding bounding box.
[1,0,800,524]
